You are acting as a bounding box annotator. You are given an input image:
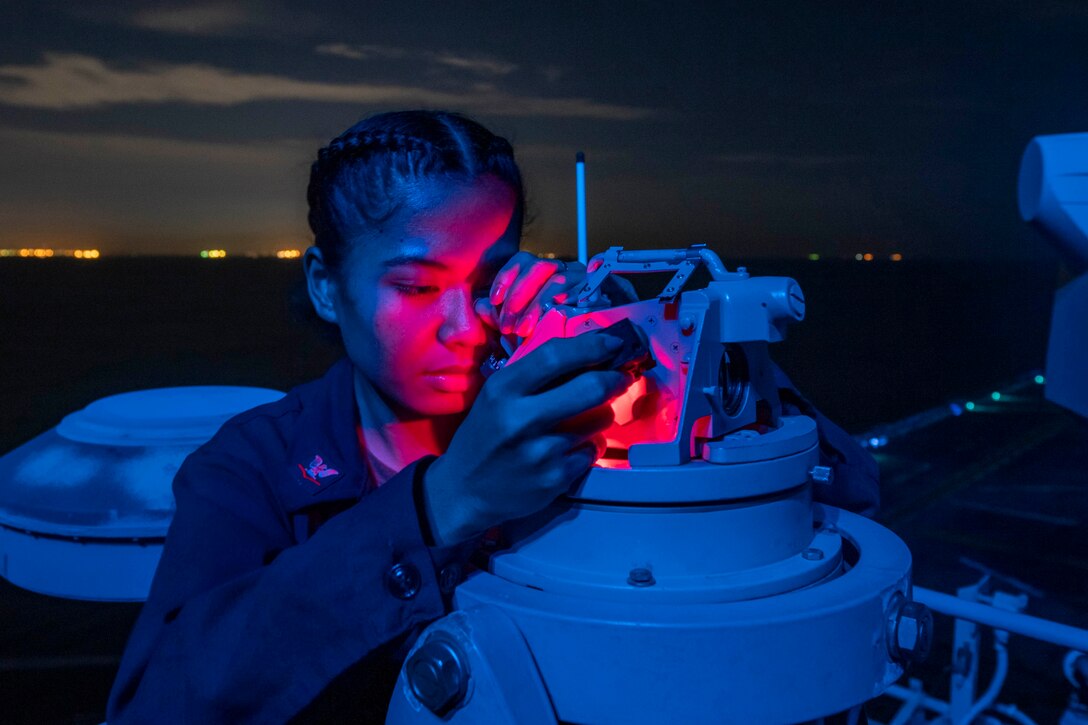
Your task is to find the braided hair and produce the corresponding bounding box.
[307,110,525,272]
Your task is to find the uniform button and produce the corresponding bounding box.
[438,563,462,594]
[386,562,421,600]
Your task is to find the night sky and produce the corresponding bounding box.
[1,1,1086,260]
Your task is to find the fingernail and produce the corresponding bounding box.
[515,318,532,337]
[490,284,505,304]
[602,334,624,350]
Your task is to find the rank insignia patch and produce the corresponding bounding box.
[298,455,339,486]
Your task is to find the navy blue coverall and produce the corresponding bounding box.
[107,358,879,723]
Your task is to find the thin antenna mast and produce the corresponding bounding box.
[576,151,588,265]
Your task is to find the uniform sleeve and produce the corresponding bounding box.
[107,436,461,723]
[772,364,881,518]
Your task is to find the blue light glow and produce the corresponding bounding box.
[991,391,1002,401]
[1034,375,1046,384]
[965,401,976,411]
[949,403,964,416]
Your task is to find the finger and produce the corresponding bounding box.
[591,432,607,460]
[474,298,500,330]
[551,285,578,305]
[563,440,602,483]
[555,402,615,438]
[513,260,584,336]
[529,369,634,428]
[500,333,625,395]
[490,252,535,305]
[548,261,586,305]
[513,285,561,338]
[515,272,581,337]
[514,303,544,339]
[566,433,608,463]
[500,262,563,334]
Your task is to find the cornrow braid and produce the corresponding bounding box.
[306,110,524,274]
[315,130,436,167]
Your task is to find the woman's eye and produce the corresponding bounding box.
[393,284,439,296]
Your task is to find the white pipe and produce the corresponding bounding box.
[576,152,587,266]
[915,586,1088,651]
[886,691,921,725]
[885,682,949,716]
[958,634,1009,724]
[992,703,1038,725]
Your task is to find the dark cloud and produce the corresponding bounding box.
[0,53,652,119]
[0,1,1084,259]
[315,43,518,76]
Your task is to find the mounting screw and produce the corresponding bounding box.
[885,592,934,665]
[802,548,824,561]
[627,567,655,587]
[809,466,834,485]
[405,635,470,716]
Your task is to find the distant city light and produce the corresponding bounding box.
[1034,374,1046,385]
[890,253,903,262]
[862,253,874,262]
[200,249,227,259]
[854,253,864,261]
[965,401,976,411]
[275,249,302,259]
[807,253,821,261]
[990,391,1001,401]
[542,252,557,259]
[949,403,964,416]
[2,248,98,259]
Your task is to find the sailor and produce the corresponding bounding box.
[107,110,878,723]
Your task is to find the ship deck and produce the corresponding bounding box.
[868,376,1087,721]
[1,377,1085,723]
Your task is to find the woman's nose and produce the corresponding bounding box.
[438,288,487,347]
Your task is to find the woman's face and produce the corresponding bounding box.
[329,175,520,418]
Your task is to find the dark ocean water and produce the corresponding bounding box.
[0,256,1061,451]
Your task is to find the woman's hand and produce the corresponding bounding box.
[474,251,586,339]
[421,331,633,546]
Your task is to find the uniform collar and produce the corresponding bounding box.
[278,358,370,514]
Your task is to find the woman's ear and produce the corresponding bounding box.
[303,246,339,325]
